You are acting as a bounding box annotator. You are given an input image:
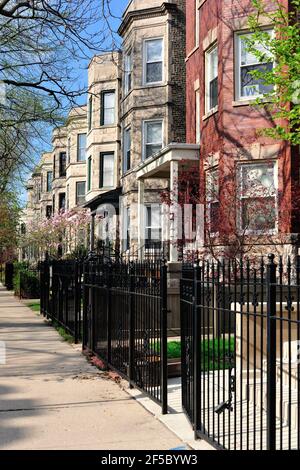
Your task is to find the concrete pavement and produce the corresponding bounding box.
[0,285,182,450]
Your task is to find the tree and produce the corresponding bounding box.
[21,208,92,259]
[0,0,121,191]
[0,191,20,262]
[246,0,300,145]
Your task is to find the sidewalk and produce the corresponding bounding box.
[0,285,183,450]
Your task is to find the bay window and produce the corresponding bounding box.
[144,38,163,84]
[46,171,52,192]
[235,30,273,100]
[59,152,66,177]
[124,51,132,94]
[76,181,86,206]
[87,156,92,192]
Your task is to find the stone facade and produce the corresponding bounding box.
[119,0,186,253]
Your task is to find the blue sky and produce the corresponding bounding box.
[20,0,129,204]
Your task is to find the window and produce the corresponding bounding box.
[59,193,66,212]
[206,167,219,234]
[143,120,163,160]
[195,0,199,48]
[100,152,114,188]
[59,152,66,177]
[46,206,52,219]
[46,171,53,192]
[88,96,93,131]
[52,195,55,213]
[236,30,273,100]
[195,89,201,143]
[101,91,115,125]
[76,181,86,206]
[87,156,92,192]
[238,162,277,233]
[145,205,162,249]
[77,134,86,162]
[124,51,132,94]
[67,137,71,164]
[144,38,163,84]
[205,44,218,112]
[123,127,131,172]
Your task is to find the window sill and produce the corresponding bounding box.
[202,106,218,121]
[99,124,117,129]
[185,45,199,62]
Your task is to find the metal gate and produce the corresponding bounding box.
[181,255,300,450]
[83,256,168,413]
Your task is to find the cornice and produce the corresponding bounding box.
[118,2,178,37]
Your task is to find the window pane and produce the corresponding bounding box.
[102,154,114,187]
[210,47,218,79]
[77,134,86,161]
[146,62,162,83]
[241,164,275,197]
[124,129,131,172]
[103,92,115,125]
[241,62,273,98]
[209,76,218,109]
[146,39,163,62]
[146,144,162,159]
[146,122,162,143]
[240,32,272,65]
[242,197,276,231]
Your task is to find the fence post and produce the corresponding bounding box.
[193,260,201,438]
[129,262,135,389]
[106,264,112,365]
[266,253,277,451]
[160,260,168,415]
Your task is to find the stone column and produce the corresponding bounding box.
[170,160,179,262]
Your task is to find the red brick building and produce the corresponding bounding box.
[185,0,299,257]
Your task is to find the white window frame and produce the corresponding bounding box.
[237,161,278,235]
[205,43,218,113]
[124,50,132,95]
[143,37,164,86]
[76,181,86,206]
[142,119,164,161]
[235,29,274,102]
[195,88,201,143]
[145,204,162,248]
[77,133,86,162]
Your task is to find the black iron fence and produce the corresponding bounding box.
[83,255,168,413]
[40,259,83,343]
[180,255,300,450]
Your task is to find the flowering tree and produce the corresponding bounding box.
[22,209,92,259]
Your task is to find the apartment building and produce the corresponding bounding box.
[51,126,67,214]
[65,106,87,210]
[118,0,195,261]
[186,0,299,258]
[39,152,53,219]
[85,53,122,251]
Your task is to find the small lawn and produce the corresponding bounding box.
[27,302,40,313]
[154,337,235,371]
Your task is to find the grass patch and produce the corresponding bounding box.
[27,302,40,313]
[51,321,74,343]
[154,337,235,371]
